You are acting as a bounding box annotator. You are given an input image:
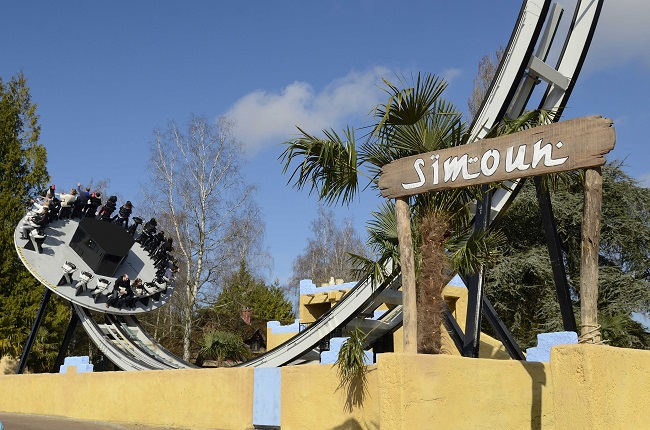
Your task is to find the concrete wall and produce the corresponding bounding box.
[551,344,650,430]
[378,353,553,430]
[281,364,380,430]
[1,345,649,429]
[0,367,254,430]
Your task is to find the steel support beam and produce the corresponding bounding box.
[534,177,578,332]
[53,308,80,373]
[462,186,492,358]
[443,304,464,353]
[482,296,526,360]
[18,288,52,374]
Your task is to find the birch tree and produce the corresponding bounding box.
[289,206,367,287]
[147,115,257,361]
[467,47,504,122]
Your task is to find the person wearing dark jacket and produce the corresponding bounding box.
[113,201,133,228]
[83,192,102,218]
[106,274,131,308]
[97,195,118,221]
[136,218,157,244]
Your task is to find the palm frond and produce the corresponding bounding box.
[279,126,361,205]
[373,73,448,130]
[448,228,507,275]
[488,109,559,137]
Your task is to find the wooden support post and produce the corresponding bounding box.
[395,197,417,353]
[579,167,603,344]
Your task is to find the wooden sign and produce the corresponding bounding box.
[378,115,615,198]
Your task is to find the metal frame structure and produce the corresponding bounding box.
[461,0,604,357]
[15,0,603,372]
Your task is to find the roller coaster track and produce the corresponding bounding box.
[19,0,603,371]
[240,0,605,367]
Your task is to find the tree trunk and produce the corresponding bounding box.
[183,282,193,361]
[416,211,449,354]
[395,197,417,353]
[579,167,603,343]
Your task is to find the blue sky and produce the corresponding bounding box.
[3,0,649,285]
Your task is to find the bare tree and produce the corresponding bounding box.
[467,47,504,122]
[145,115,259,361]
[289,206,367,288]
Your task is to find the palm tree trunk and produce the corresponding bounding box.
[416,211,450,354]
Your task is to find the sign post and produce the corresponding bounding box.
[395,197,417,353]
[579,167,603,343]
[378,115,615,352]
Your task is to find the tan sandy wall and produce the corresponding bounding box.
[0,367,253,430]
[266,331,298,350]
[378,353,554,430]
[281,363,380,430]
[551,344,650,430]
[1,345,649,429]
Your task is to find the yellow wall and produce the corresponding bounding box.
[550,344,650,430]
[266,331,297,350]
[378,353,554,430]
[0,367,254,430]
[281,364,380,430]
[2,346,650,429]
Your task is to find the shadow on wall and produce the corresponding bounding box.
[330,418,379,430]
[520,361,547,430]
[338,371,370,413]
[0,356,18,375]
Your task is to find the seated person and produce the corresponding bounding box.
[144,231,165,254]
[127,278,146,307]
[21,206,49,240]
[136,218,157,244]
[58,189,78,218]
[126,216,143,236]
[47,194,61,222]
[97,195,118,221]
[113,201,133,228]
[83,192,102,218]
[106,274,131,309]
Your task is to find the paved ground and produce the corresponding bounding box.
[0,413,183,430]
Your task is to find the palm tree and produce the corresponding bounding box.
[280,73,509,353]
[196,329,250,367]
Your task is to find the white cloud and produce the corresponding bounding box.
[441,68,463,84]
[589,0,650,69]
[225,67,390,156]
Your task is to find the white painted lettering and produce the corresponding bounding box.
[480,149,500,176]
[505,145,530,173]
[443,154,480,182]
[402,158,426,189]
[532,139,569,168]
[430,154,439,185]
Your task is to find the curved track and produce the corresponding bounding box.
[17,0,603,370]
[239,0,604,367]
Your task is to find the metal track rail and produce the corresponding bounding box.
[73,304,157,371]
[68,0,602,369]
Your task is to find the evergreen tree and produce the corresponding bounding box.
[214,261,295,323]
[487,163,650,349]
[0,72,69,372]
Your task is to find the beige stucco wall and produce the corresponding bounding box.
[550,344,650,430]
[378,352,553,430]
[1,345,650,429]
[281,364,380,430]
[0,367,254,430]
[266,330,298,350]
